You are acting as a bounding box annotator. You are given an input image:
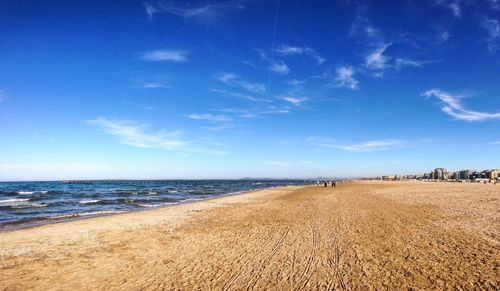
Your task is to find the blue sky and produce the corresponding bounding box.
[0,0,499,180]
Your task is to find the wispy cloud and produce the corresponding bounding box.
[280,96,307,106]
[481,16,499,50]
[270,61,290,75]
[350,8,427,77]
[482,17,500,39]
[486,0,500,10]
[186,113,231,122]
[211,88,270,103]
[262,106,291,114]
[88,117,226,155]
[365,43,391,71]
[144,0,246,22]
[315,139,405,153]
[216,73,266,93]
[201,124,235,131]
[423,89,500,121]
[489,141,500,145]
[131,75,171,89]
[335,66,359,90]
[275,45,326,64]
[286,79,305,86]
[257,50,290,75]
[143,82,170,88]
[364,44,426,76]
[141,49,187,62]
[349,8,381,40]
[434,0,462,18]
[395,58,424,70]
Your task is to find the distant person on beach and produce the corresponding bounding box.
[324,181,327,187]
[332,181,336,188]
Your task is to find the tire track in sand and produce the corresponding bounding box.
[327,231,347,291]
[243,227,290,290]
[220,230,276,290]
[295,206,319,291]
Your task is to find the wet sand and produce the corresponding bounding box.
[0,181,499,290]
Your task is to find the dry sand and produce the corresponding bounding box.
[0,181,499,290]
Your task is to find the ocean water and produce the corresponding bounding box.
[0,180,305,230]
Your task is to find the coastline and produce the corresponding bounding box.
[1,181,498,289]
[0,184,301,233]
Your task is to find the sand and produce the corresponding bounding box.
[0,181,499,290]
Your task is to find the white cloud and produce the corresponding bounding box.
[423,89,500,121]
[217,73,237,83]
[286,79,305,86]
[263,106,291,114]
[365,43,391,70]
[270,61,290,75]
[143,82,169,88]
[211,88,271,102]
[201,124,234,131]
[487,0,500,9]
[241,112,257,119]
[335,66,359,90]
[257,50,290,75]
[186,113,231,122]
[489,141,500,145]
[275,45,326,64]
[395,58,423,70]
[216,73,266,94]
[349,10,381,40]
[144,0,246,23]
[88,117,226,155]
[482,17,500,39]
[141,49,187,62]
[433,0,465,17]
[316,139,405,153]
[280,96,307,106]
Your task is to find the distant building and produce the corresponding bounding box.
[432,168,448,180]
[459,170,473,180]
[487,169,500,181]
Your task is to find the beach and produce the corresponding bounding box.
[0,181,499,289]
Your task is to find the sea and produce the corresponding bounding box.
[0,179,306,230]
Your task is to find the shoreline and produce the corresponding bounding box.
[0,184,301,233]
[1,181,498,289]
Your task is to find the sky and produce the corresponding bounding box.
[0,0,499,180]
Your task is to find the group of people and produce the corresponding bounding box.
[313,180,337,188]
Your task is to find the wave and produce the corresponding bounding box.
[137,202,177,208]
[0,198,30,204]
[17,190,49,195]
[49,210,127,220]
[8,203,47,209]
[148,191,158,195]
[79,199,101,204]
